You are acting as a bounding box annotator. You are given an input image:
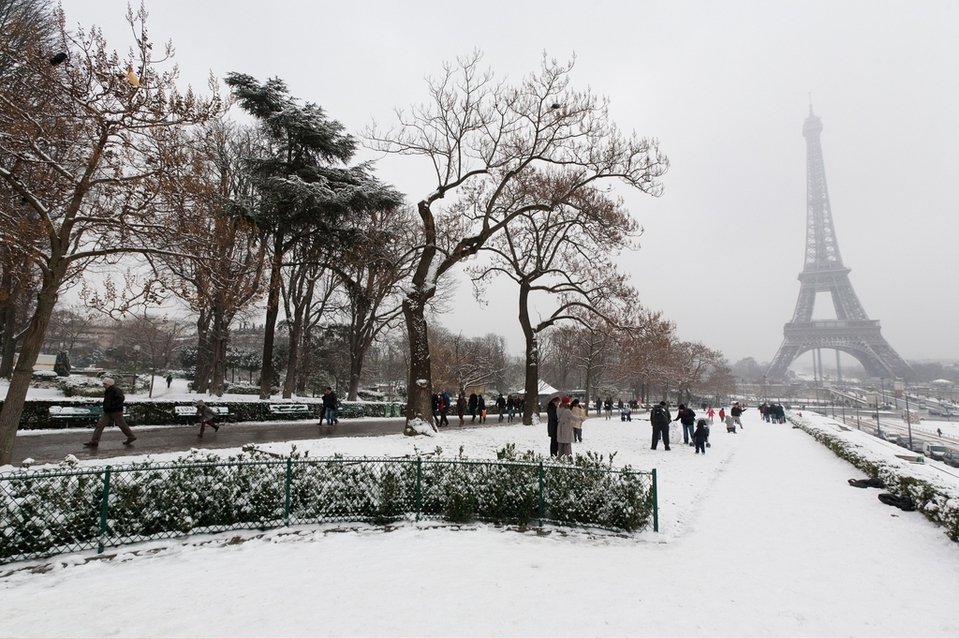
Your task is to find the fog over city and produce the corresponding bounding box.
[65,0,959,366]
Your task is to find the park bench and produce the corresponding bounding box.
[48,404,129,428]
[173,405,230,419]
[268,403,312,417]
[49,405,102,421]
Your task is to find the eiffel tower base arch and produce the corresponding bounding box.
[767,320,911,381]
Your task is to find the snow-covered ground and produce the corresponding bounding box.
[2,409,959,637]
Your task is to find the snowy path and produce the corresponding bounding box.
[2,411,958,637]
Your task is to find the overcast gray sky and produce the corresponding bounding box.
[65,0,959,365]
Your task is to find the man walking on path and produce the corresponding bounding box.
[322,387,339,425]
[83,378,136,448]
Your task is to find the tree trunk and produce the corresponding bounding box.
[402,294,435,434]
[193,310,212,394]
[518,281,538,426]
[209,306,229,397]
[0,277,59,465]
[259,242,283,400]
[584,369,593,416]
[282,315,301,399]
[0,299,15,379]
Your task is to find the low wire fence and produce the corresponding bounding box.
[0,456,657,564]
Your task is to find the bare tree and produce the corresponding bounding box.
[326,205,417,400]
[369,53,667,433]
[0,4,219,463]
[671,340,724,405]
[611,311,675,404]
[470,181,643,424]
[429,329,508,395]
[123,313,188,397]
[152,119,265,396]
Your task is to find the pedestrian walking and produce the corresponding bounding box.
[506,394,517,422]
[468,393,478,423]
[496,393,507,421]
[83,378,136,448]
[456,391,467,426]
[322,387,339,425]
[165,373,173,389]
[706,406,715,424]
[196,399,219,437]
[437,389,450,427]
[478,394,487,423]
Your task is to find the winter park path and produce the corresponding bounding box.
[9,416,508,465]
[2,411,959,637]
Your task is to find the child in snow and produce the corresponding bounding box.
[694,418,709,454]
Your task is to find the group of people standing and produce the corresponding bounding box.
[546,395,586,456]
[758,402,786,423]
[435,391,528,426]
[648,401,748,452]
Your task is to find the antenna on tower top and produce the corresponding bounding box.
[808,92,814,115]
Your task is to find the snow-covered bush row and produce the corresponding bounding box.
[9,399,405,430]
[790,413,959,542]
[0,446,654,564]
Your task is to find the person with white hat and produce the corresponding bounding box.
[83,377,136,448]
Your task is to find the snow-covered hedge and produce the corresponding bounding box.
[0,446,655,564]
[6,399,406,430]
[791,413,959,542]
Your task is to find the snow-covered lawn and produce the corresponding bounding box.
[2,410,959,637]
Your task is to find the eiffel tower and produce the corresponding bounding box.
[766,107,910,382]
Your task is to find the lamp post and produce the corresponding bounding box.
[905,391,913,450]
[132,344,140,393]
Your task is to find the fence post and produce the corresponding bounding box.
[415,457,422,521]
[97,466,112,554]
[651,468,659,533]
[284,457,293,526]
[537,462,545,525]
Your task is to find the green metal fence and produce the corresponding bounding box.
[0,457,657,564]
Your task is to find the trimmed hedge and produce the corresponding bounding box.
[4,400,405,430]
[791,413,959,542]
[0,446,656,563]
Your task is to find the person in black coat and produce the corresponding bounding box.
[674,404,697,445]
[496,394,507,421]
[650,400,671,450]
[83,377,136,447]
[322,387,339,425]
[693,418,709,454]
[468,393,478,422]
[546,396,561,456]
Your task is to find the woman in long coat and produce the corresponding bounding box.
[556,397,583,457]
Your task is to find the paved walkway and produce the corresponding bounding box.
[10,417,511,466]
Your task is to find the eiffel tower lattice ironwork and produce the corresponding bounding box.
[766,107,910,381]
